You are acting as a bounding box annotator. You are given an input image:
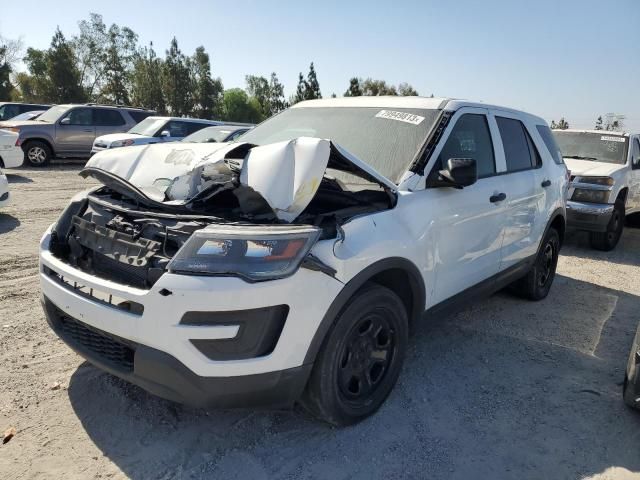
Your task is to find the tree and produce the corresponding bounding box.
[245,74,270,117]
[550,118,569,130]
[0,34,23,100]
[131,43,166,113]
[74,13,108,99]
[398,82,418,96]
[162,37,192,116]
[268,72,287,116]
[305,62,321,100]
[362,78,397,96]
[222,88,262,123]
[595,116,603,130]
[191,46,223,119]
[44,28,86,103]
[344,77,362,97]
[292,72,306,104]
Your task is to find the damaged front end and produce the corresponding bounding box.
[49,138,396,288]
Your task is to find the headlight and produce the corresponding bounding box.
[574,176,614,186]
[167,224,321,281]
[110,139,135,148]
[572,188,610,203]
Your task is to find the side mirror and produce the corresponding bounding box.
[60,117,71,125]
[437,158,477,189]
[160,130,170,138]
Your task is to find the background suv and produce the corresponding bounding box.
[90,116,236,154]
[0,102,51,121]
[40,96,567,425]
[1,104,154,166]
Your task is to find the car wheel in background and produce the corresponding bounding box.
[509,227,560,301]
[590,200,624,251]
[23,141,52,167]
[300,283,409,426]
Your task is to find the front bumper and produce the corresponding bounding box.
[0,146,24,168]
[39,227,343,405]
[42,296,311,408]
[566,200,614,232]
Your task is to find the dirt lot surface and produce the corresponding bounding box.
[0,163,639,479]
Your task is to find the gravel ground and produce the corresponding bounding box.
[0,163,639,479]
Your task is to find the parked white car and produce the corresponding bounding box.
[553,129,640,250]
[0,128,24,168]
[40,97,567,425]
[91,116,228,154]
[0,168,9,207]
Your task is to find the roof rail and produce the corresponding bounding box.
[83,103,153,111]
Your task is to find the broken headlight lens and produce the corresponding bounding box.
[167,225,321,281]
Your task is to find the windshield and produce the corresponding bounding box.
[128,117,167,136]
[183,127,235,143]
[37,105,71,123]
[240,107,440,182]
[554,131,629,164]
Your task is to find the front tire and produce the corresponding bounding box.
[590,200,624,251]
[23,140,52,167]
[300,283,409,426]
[509,227,560,301]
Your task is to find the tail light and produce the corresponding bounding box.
[15,137,22,147]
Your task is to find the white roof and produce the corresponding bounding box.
[553,128,631,137]
[292,96,450,110]
[291,96,547,124]
[145,116,223,124]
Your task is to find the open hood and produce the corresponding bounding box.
[81,137,396,222]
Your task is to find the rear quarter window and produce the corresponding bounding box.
[128,110,153,123]
[536,125,564,165]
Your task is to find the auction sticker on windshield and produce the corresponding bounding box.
[375,110,425,125]
[601,136,626,143]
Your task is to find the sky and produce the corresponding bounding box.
[1,0,639,131]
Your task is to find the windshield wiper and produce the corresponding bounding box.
[564,155,598,161]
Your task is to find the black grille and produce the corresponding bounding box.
[56,309,135,372]
[92,251,149,289]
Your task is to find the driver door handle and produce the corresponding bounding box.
[541,179,552,188]
[490,192,506,203]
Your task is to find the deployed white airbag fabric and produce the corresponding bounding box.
[240,137,330,222]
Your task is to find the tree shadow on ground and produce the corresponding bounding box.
[67,272,640,479]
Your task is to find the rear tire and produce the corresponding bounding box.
[300,283,408,426]
[590,201,624,251]
[509,227,560,301]
[23,140,52,167]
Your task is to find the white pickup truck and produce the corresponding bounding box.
[553,130,640,250]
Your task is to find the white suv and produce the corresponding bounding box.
[90,116,225,154]
[40,97,567,425]
[553,129,640,250]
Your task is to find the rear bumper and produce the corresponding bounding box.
[566,201,614,232]
[0,146,24,168]
[42,295,313,409]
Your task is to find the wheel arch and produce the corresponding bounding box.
[22,137,55,156]
[303,257,425,365]
[546,207,566,249]
[617,187,629,205]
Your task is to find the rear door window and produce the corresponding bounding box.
[437,113,496,178]
[497,117,538,172]
[94,109,126,126]
[536,125,563,164]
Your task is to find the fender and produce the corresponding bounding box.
[541,206,566,252]
[303,257,425,364]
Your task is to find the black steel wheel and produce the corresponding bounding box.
[301,283,408,426]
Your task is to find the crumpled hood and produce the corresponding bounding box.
[95,133,151,144]
[82,137,396,222]
[564,158,626,177]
